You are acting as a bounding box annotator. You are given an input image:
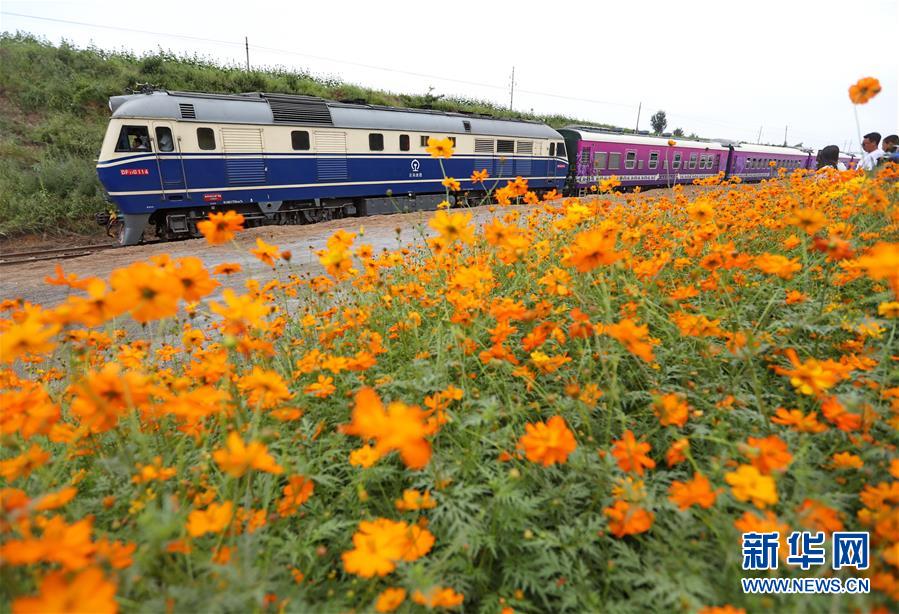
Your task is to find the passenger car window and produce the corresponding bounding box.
[291,130,310,150]
[608,152,621,170]
[648,151,659,169]
[197,128,216,151]
[673,153,682,169]
[595,152,607,170]
[116,125,152,152]
[625,151,637,170]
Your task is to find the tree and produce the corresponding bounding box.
[672,128,685,138]
[650,110,667,135]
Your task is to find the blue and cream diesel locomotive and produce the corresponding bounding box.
[96,89,570,245]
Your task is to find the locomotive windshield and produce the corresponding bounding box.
[115,125,152,152]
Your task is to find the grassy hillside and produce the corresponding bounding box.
[0,33,620,239]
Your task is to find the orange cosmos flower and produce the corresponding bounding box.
[604,319,658,363]
[848,77,881,104]
[0,308,59,363]
[697,607,746,614]
[611,430,655,475]
[470,169,489,183]
[411,587,465,608]
[277,475,315,517]
[0,444,50,482]
[441,177,461,191]
[251,238,280,267]
[70,363,152,433]
[304,374,336,398]
[830,451,863,470]
[238,366,292,408]
[741,435,792,474]
[213,262,242,275]
[724,464,778,508]
[428,210,475,244]
[186,501,234,537]
[1,515,96,570]
[341,518,435,577]
[565,227,622,272]
[603,499,654,537]
[668,472,718,510]
[797,499,844,533]
[108,261,180,323]
[517,415,577,466]
[209,289,269,335]
[855,242,899,297]
[426,136,454,158]
[197,210,245,245]
[12,567,117,614]
[770,407,828,433]
[375,588,407,612]
[395,489,437,511]
[342,387,434,469]
[772,348,852,397]
[666,438,690,466]
[754,253,802,279]
[788,208,827,235]
[213,432,283,478]
[172,257,219,301]
[652,393,690,427]
[599,175,621,193]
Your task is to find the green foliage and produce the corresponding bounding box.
[650,110,667,135]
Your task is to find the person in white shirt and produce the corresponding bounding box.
[857,132,884,171]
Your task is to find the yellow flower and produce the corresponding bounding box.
[725,465,778,508]
[426,137,454,158]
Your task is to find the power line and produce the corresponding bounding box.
[1,10,639,110]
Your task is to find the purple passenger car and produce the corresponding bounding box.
[558,127,816,192]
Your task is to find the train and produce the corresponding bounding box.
[94,88,856,245]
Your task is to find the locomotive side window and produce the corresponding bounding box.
[608,152,621,170]
[155,127,174,152]
[420,136,429,147]
[369,133,384,151]
[624,150,637,170]
[673,153,682,169]
[116,125,152,152]
[648,151,659,169]
[197,128,216,151]
[595,152,607,170]
[399,134,410,151]
[556,142,566,157]
[291,131,310,150]
[549,143,555,157]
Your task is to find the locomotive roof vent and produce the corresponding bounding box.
[179,103,196,119]
[262,94,333,125]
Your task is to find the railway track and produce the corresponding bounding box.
[0,244,117,266]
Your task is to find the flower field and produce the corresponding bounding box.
[1,151,898,612]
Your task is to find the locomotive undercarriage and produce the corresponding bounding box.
[147,199,358,242]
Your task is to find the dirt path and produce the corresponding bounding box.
[0,205,523,307]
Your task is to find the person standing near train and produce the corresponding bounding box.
[857,132,884,171]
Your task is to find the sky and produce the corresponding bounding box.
[2,0,897,152]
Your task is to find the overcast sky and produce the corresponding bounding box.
[2,0,897,152]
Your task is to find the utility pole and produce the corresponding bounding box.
[509,66,515,110]
[756,126,763,144]
[635,102,642,133]
[783,125,788,147]
[245,36,250,71]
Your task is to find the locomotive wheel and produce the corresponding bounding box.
[300,208,333,224]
